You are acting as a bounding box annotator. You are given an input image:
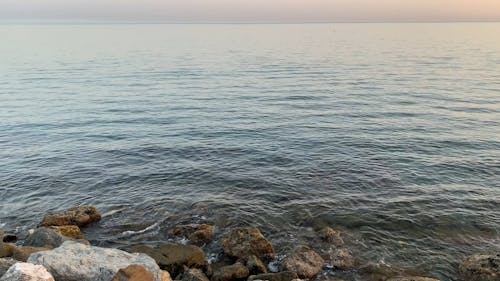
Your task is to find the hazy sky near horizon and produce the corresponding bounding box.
[1,0,500,22]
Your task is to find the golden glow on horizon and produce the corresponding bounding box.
[1,0,500,22]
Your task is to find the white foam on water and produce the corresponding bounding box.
[119,222,160,238]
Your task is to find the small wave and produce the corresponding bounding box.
[102,207,128,217]
[119,222,160,238]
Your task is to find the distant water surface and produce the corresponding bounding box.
[0,23,499,280]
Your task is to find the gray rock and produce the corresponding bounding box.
[247,271,299,281]
[459,253,500,281]
[23,228,65,248]
[0,262,54,281]
[0,258,16,277]
[28,241,162,281]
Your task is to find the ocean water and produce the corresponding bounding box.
[0,23,499,280]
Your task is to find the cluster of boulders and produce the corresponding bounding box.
[1,206,499,281]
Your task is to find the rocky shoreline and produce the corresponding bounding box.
[1,206,498,281]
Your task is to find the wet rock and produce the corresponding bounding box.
[0,262,55,281]
[130,244,208,277]
[222,227,275,261]
[247,271,299,281]
[49,225,84,239]
[246,255,267,275]
[330,249,355,270]
[112,265,155,281]
[172,224,215,245]
[282,247,324,278]
[181,268,210,281]
[12,246,50,262]
[28,241,163,281]
[0,258,16,277]
[211,263,249,281]
[2,235,17,244]
[459,253,500,281]
[317,227,344,247]
[40,206,101,227]
[386,277,440,281]
[24,228,65,248]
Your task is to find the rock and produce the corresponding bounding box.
[40,206,101,227]
[459,253,500,281]
[330,248,355,270]
[181,268,210,281]
[386,277,440,281]
[247,271,299,281]
[161,270,172,281]
[222,227,275,261]
[28,241,163,281]
[0,244,16,259]
[317,227,344,247]
[129,244,208,277]
[172,224,215,245]
[112,265,155,281]
[0,258,16,277]
[211,263,249,281]
[0,262,54,281]
[12,246,50,262]
[246,255,267,275]
[2,235,17,244]
[281,247,324,278]
[49,226,84,239]
[24,228,65,248]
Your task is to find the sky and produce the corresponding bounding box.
[1,0,500,23]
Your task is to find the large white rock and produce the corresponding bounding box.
[0,262,54,281]
[27,241,162,281]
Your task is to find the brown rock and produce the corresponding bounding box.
[317,227,344,247]
[181,268,210,281]
[12,246,50,262]
[172,224,215,245]
[112,265,155,281]
[246,255,267,275]
[386,277,440,281]
[248,271,299,281]
[211,263,249,281]
[459,253,500,281]
[282,247,324,278]
[330,248,355,270]
[222,227,275,261]
[130,244,208,277]
[0,243,16,258]
[41,206,101,227]
[161,270,173,281]
[49,225,84,239]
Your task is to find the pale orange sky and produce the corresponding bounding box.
[1,0,500,22]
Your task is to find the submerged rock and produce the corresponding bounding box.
[282,247,324,278]
[0,262,55,281]
[246,255,267,275]
[330,248,355,270]
[248,271,299,281]
[28,241,162,281]
[130,244,208,277]
[459,253,500,281]
[172,224,215,245]
[181,268,210,281]
[49,225,84,239]
[40,206,101,227]
[112,265,155,281]
[211,263,249,281]
[317,227,344,247]
[358,263,439,281]
[222,227,275,261]
[0,258,16,277]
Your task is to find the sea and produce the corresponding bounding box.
[0,23,499,280]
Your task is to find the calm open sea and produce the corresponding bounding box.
[0,23,499,280]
